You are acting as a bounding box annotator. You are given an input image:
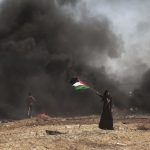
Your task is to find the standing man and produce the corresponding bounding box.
[97,90,114,130]
[26,92,36,118]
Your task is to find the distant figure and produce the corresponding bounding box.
[26,92,36,118]
[97,90,113,130]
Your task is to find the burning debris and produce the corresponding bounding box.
[36,113,50,121]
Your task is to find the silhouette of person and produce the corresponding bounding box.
[97,90,114,130]
[26,92,36,118]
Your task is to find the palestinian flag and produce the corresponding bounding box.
[70,77,90,90]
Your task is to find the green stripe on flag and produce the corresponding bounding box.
[75,85,89,90]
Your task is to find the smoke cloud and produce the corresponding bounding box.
[130,69,150,111]
[0,0,132,119]
[79,0,150,113]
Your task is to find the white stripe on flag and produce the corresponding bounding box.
[73,82,84,87]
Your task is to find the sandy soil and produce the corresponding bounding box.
[0,115,150,150]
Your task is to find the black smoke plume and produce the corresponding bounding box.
[0,0,126,119]
[130,69,150,112]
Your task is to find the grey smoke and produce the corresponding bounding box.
[0,0,135,119]
[80,0,150,113]
[130,69,150,111]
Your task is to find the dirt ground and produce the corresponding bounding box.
[0,115,150,150]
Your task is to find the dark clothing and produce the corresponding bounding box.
[99,94,113,130]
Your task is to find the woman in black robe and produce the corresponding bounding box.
[97,90,114,130]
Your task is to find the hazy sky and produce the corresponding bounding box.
[75,0,150,86]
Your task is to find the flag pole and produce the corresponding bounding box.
[79,77,103,96]
[88,85,103,97]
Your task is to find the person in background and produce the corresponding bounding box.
[97,90,114,130]
[26,92,36,118]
